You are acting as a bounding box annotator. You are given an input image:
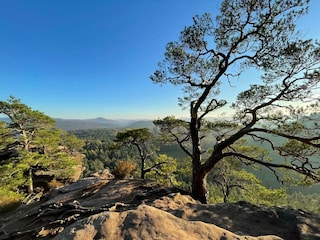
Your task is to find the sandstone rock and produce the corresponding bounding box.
[0,177,319,240]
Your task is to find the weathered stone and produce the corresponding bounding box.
[0,177,319,240]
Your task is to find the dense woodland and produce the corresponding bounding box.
[72,128,320,213]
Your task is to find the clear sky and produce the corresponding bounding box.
[0,1,319,120]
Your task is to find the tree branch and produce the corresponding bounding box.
[223,152,320,182]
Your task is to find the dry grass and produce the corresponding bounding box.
[48,179,65,189]
[112,160,137,179]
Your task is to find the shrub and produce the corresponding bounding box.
[48,179,65,189]
[112,160,136,179]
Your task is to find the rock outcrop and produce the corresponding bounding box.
[0,174,319,240]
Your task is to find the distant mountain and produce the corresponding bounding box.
[2,116,154,131]
[54,118,121,130]
[54,118,154,131]
[125,120,155,129]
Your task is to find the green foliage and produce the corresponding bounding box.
[68,128,320,212]
[145,154,179,186]
[114,128,153,143]
[286,192,320,213]
[0,121,14,152]
[0,96,55,151]
[71,128,118,141]
[0,96,84,202]
[83,158,105,174]
[72,129,135,176]
[237,184,287,206]
[175,157,192,190]
[59,130,85,152]
[84,140,113,170]
[209,167,287,206]
[113,128,159,179]
[0,187,23,212]
[209,147,286,205]
[159,143,188,159]
[153,116,189,143]
[50,152,78,179]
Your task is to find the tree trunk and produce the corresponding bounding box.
[192,168,208,203]
[190,101,208,203]
[140,170,145,179]
[140,158,145,179]
[28,168,34,194]
[223,186,230,203]
[21,129,30,151]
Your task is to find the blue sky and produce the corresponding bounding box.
[0,1,319,119]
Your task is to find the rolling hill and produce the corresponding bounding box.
[54,118,154,131]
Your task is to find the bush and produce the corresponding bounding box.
[112,160,136,179]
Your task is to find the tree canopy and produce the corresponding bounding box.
[0,96,84,205]
[113,128,170,179]
[151,0,320,203]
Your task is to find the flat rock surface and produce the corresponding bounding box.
[0,176,319,240]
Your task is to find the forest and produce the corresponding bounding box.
[73,127,320,213]
[1,0,320,214]
[0,96,320,214]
